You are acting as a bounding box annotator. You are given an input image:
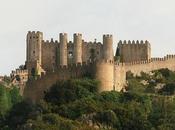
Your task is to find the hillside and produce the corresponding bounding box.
[0,69,175,130]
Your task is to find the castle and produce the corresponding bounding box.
[12,31,175,102]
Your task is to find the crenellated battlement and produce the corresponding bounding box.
[118,40,150,45]
[124,60,150,66]
[121,54,175,67]
[164,54,175,60]
[11,69,28,75]
[74,33,82,36]
[60,33,67,36]
[114,62,125,67]
[96,59,114,65]
[42,39,58,44]
[151,57,165,61]
[23,31,175,102]
[27,31,43,37]
[103,34,113,38]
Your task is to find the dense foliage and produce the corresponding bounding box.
[0,84,22,128]
[0,69,175,130]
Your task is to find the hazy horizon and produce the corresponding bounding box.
[0,0,175,75]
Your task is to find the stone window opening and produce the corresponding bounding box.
[89,48,96,62]
[68,51,73,58]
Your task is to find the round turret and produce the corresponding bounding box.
[103,34,114,61]
[95,60,114,92]
[59,33,68,66]
[73,33,82,64]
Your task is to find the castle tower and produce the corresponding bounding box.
[95,34,114,92]
[103,34,114,61]
[26,31,45,77]
[59,33,68,66]
[145,40,151,61]
[26,31,43,64]
[73,33,82,64]
[117,40,151,63]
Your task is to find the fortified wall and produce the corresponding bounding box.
[24,63,96,102]
[24,32,116,102]
[23,31,175,102]
[10,69,28,94]
[26,31,103,75]
[124,55,175,75]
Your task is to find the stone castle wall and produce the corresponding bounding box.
[24,31,175,103]
[125,55,175,76]
[82,41,103,62]
[24,63,96,102]
[26,31,104,75]
[114,63,126,91]
[22,55,175,102]
[95,60,114,92]
[42,40,58,71]
[118,40,151,63]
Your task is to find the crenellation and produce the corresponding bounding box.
[50,38,54,42]
[132,40,135,44]
[123,40,127,44]
[103,34,112,38]
[24,31,175,102]
[136,40,139,44]
[128,40,131,44]
[55,40,58,43]
[140,40,144,44]
[74,33,82,36]
[117,40,152,45]
[145,40,150,45]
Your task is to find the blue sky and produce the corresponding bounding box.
[0,0,175,75]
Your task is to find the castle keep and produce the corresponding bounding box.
[20,31,175,102]
[26,31,103,76]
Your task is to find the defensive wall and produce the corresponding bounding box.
[10,69,29,95]
[124,55,175,76]
[23,31,175,103]
[24,62,96,103]
[27,31,103,73]
[24,54,175,103]
[114,63,126,91]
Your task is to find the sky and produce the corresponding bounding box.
[0,0,175,75]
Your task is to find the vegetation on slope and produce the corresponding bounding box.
[0,69,175,130]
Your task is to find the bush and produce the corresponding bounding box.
[44,79,99,106]
[158,83,175,95]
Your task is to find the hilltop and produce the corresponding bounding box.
[0,68,175,130]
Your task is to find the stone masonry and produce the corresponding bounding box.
[23,31,175,102]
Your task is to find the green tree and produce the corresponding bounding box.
[0,85,11,117]
[9,87,22,105]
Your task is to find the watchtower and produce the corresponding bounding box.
[59,33,68,66]
[73,33,83,64]
[95,34,114,92]
[103,34,114,61]
[26,31,43,64]
[26,31,45,77]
